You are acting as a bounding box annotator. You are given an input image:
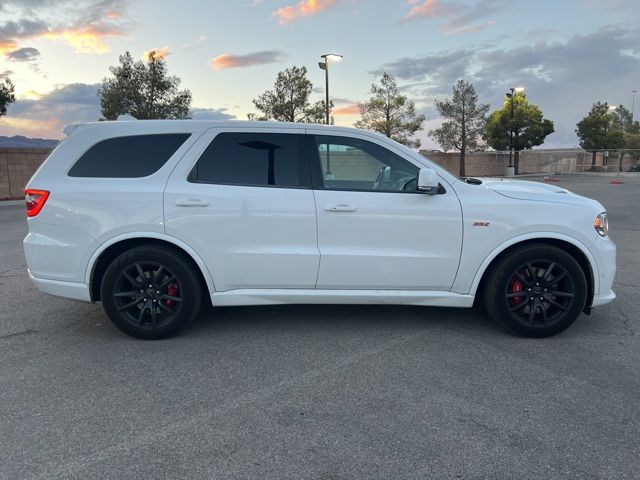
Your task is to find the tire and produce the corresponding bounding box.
[483,244,587,338]
[101,245,203,339]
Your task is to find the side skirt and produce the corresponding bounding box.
[211,289,475,308]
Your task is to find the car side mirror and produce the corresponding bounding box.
[417,168,440,194]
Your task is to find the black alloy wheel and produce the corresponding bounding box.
[101,245,203,339]
[112,261,183,331]
[484,244,587,337]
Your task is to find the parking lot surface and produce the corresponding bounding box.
[1,173,639,479]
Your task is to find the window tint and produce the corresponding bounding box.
[68,134,190,178]
[313,135,419,192]
[190,132,306,187]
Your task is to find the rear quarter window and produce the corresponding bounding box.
[68,133,191,178]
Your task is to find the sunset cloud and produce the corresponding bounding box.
[403,0,504,34]
[0,0,133,54]
[1,83,101,139]
[333,104,360,116]
[274,0,337,25]
[211,50,287,70]
[141,47,171,62]
[0,41,18,55]
[0,117,60,138]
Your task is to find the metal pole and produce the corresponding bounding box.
[325,62,330,125]
[508,90,514,168]
[633,90,637,122]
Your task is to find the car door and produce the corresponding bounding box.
[307,130,463,291]
[164,127,319,291]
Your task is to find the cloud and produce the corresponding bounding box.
[274,0,337,25]
[581,0,640,19]
[141,47,171,61]
[332,97,355,105]
[0,83,237,138]
[333,104,360,116]
[374,48,477,94]
[191,108,236,120]
[0,70,14,80]
[0,0,134,54]
[403,0,504,34]
[5,47,40,62]
[0,83,101,138]
[376,24,640,147]
[211,50,287,70]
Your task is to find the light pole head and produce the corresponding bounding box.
[318,61,327,70]
[321,53,343,63]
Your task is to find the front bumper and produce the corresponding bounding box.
[591,289,616,307]
[590,234,616,308]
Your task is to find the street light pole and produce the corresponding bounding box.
[633,90,637,122]
[506,87,525,174]
[318,54,343,125]
[324,61,330,125]
[508,89,515,169]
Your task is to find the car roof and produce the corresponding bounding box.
[68,119,370,136]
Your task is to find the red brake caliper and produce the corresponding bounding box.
[509,270,525,306]
[165,283,179,308]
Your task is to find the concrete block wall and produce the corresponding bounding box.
[422,149,640,177]
[0,148,53,200]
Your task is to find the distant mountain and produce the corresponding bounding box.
[0,135,59,148]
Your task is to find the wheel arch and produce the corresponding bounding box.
[471,234,597,311]
[86,233,215,303]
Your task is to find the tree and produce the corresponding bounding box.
[624,132,640,162]
[0,78,16,117]
[354,73,425,148]
[575,102,625,168]
[429,80,489,176]
[98,51,192,120]
[249,66,332,123]
[611,105,640,134]
[484,94,554,174]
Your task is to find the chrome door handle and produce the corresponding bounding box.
[175,198,209,207]
[324,204,357,212]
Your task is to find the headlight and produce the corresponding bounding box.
[594,212,608,237]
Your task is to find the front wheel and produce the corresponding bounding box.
[483,244,588,337]
[101,245,203,339]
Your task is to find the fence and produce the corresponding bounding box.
[421,149,640,177]
[1,148,53,200]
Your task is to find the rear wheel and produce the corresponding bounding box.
[101,245,203,339]
[483,244,587,337]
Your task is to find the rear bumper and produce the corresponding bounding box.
[28,270,92,302]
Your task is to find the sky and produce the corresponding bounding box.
[0,0,639,149]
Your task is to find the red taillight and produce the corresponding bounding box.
[24,189,49,217]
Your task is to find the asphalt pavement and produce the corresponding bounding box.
[1,173,639,479]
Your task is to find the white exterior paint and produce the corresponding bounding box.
[23,120,616,311]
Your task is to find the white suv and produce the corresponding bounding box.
[24,120,616,339]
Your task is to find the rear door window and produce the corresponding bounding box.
[189,132,308,188]
[68,134,190,178]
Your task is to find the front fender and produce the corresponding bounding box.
[461,232,599,296]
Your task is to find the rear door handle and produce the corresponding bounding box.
[175,198,209,207]
[324,204,357,212]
